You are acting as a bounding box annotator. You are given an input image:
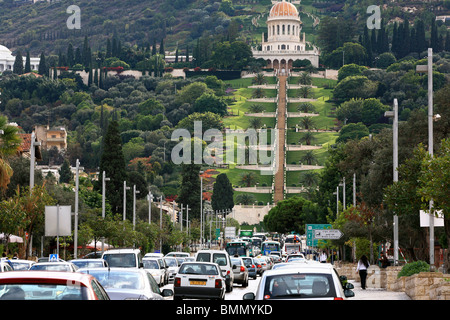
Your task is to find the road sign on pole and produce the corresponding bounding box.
[314,229,344,240]
[306,224,331,246]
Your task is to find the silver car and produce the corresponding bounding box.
[77,267,173,300]
[230,257,249,287]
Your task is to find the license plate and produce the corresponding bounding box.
[190,280,206,285]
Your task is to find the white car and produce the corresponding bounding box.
[29,262,78,272]
[165,252,190,258]
[143,258,167,286]
[102,249,143,268]
[173,262,226,300]
[8,259,35,271]
[243,263,355,300]
[195,250,235,292]
[163,257,179,282]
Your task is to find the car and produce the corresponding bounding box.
[195,250,235,292]
[270,254,282,264]
[0,259,14,272]
[286,253,306,262]
[173,262,226,300]
[230,257,249,287]
[254,257,269,274]
[37,257,65,263]
[82,251,104,259]
[0,271,110,300]
[102,249,143,268]
[144,252,164,258]
[242,263,355,300]
[77,267,173,300]
[163,257,179,282]
[142,257,167,286]
[8,259,35,271]
[29,262,78,272]
[242,257,257,280]
[69,259,109,269]
[165,252,190,258]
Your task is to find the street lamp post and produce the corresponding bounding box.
[123,181,130,221]
[74,159,83,259]
[133,185,140,230]
[385,98,399,266]
[147,191,153,224]
[200,171,203,248]
[102,171,110,253]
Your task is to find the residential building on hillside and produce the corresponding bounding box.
[34,125,67,151]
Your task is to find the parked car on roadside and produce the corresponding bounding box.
[0,271,110,300]
[77,267,173,300]
[173,262,227,300]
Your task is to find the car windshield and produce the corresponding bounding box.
[179,264,218,275]
[10,262,32,271]
[71,261,104,269]
[103,253,136,268]
[0,283,88,300]
[83,270,144,290]
[263,273,336,299]
[29,264,71,272]
[164,258,178,267]
[231,258,242,266]
[143,260,159,269]
[242,258,253,267]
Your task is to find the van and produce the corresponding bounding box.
[194,250,235,292]
[102,249,143,268]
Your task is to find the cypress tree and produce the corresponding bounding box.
[59,159,73,183]
[159,38,165,55]
[13,50,24,75]
[24,51,31,73]
[392,23,398,55]
[106,38,112,58]
[415,20,427,54]
[82,36,91,67]
[38,52,48,76]
[211,173,234,212]
[98,120,128,214]
[88,64,93,86]
[430,19,438,51]
[445,31,450,52]
[177,164,202,220]
[175,48,178,63]
[67,43,74,67]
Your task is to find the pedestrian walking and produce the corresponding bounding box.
[319,251,327,263]
[356,255,370,289]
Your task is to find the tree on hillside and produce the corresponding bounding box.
[98,120,128,214]
[59,159,73,183]
[13,51,23,75]
[0,116,22,192]
[263,196,309,234]
[211,173,234,212]
[177,164,202,220]
[38,52,47,76]
[24,51,31,74]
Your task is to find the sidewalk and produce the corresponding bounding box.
[348,280,411,300]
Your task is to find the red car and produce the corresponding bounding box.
[0,271,110,300]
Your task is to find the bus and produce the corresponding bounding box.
[225,241,249,257]
[261,240,281,255]
[282,234,302,255]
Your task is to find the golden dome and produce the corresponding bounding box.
[269,1,298,18]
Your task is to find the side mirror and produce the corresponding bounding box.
[344,289,355,298]
[243,292,255,300]
[161,289,174,297]
[345,283,354,290]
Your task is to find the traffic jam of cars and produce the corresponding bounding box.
[0,234,355,300]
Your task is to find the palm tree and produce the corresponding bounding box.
[300,171,319,187]
[239,172,258,187]
[298,72,312,85]
[252,88,266,98]
[297,86,312,98]
[0,116,22,192]
[298,131,316,146]
[298,116,316,130]
[248,117,263,130]
[301,150,317,165]
[252,73,267,85]
[297,102,316,113]
[249,104,265,113]
[235,193,256,205]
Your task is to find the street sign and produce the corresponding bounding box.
[225,227,236,239]
[314,229,343,240]
[306,224,331,246]
[49,254,58,262]
[215,228,221,240]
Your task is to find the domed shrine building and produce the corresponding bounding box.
[0,45,40,73]
[252,0,319,70]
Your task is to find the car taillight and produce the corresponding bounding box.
[252,265,255,268]
[215,279,222,289]
[240,266,245,272]
[226,270,230,275]
[257,265,261,268]
[333,297,344,300]
[174,277,181,287]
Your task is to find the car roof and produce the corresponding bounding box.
[32,261,73,265]
[78,267,144,273]
[264,264,335,276]
[102,249,140,254]
[0,271,95,284]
